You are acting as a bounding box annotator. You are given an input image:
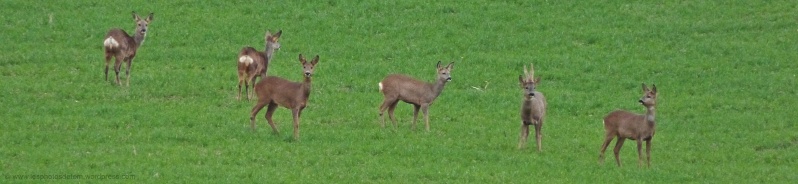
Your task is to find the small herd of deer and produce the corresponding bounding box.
[103,12,660,167]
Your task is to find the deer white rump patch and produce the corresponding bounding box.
[239,56,254,65]
[103,37,119,49]
[378,82,383,92]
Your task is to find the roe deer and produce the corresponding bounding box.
[518,64,547,152]
[378,61,454,131]
[250,54,319,140]
[103,11,153,86]
[599,83,658,167]
[237,30,282,100]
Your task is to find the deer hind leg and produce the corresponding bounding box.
[613,138,626,167]
[104,53,112,81]
[237,76,244,100]
[113,55,123,85]
[250,100,268,131]
[265,103,280,134]
[246,75,256,100]
[124,58,132,86]
[386,100,399,128]
[518,121,531,149]
[534,119,543,152]
[599,134,615,164]
[411,104,421,131]
[378,98,395,128]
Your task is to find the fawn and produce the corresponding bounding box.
[518,64,547,152]
[237,30,282,100]
[378,61,454,131]
[103,11,153,86]
[250,54,319,140]
[599,83,658,167]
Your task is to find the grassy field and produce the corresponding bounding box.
[2,0,797,183]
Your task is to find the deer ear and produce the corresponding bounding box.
[132,11,140,20]
[519,75,525,86]
[265,30,272,38]
[146,13,154,22]
[436,61,442,69]
[651,84,657,94]
[311,55,319,65]
[642,83,649,92]
[447,62,454,70]
[274,30,282,38]
[299,54,305,64]
[534,77,541,84]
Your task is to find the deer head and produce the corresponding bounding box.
[436,61,454,82]
[299,54,319,78]
[518,64,541,98]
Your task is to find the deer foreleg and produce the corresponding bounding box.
[645,140,652,167]
[518,122,530,149]
[534,121,542,152]
[292,108,301,141]
[636,139,644,167]
[421,105,430,132]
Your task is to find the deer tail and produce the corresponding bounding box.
[239,55,254,65]
[103,37,119,49]
[378,82,383,92]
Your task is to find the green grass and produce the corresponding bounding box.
[2,0,797,183]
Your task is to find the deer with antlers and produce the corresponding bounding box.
[237,30,282,100]
[250,54,319,140]
[103,11,153,86]
[599,83,658,167]
[378,61,454,131]
[518,64,547,152]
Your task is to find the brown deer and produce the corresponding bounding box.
[518,64,547,152]
[237,30,282,100]
[378,61,454,131]
[103,11,153,86]
[250,54,319,140]
[599,83,658,167]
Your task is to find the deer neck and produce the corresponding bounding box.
[264,43,277,61]
[428,78,448,99]
[302,76,312,98]
[645,106,656,126]
[133,32,146,49]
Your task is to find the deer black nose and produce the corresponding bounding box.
[638,100,644,103]
[305,72,311,77]
[446,77,452,81]
[529,93,535,96]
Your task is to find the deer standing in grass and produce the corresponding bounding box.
[378,61,454,131]
[599,83,658,167]
[518,64,547,152]
[103,12,153,86]
[237,30,282,100]
[250,54,319,140]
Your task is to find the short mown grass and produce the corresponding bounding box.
[1,0,796,183]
